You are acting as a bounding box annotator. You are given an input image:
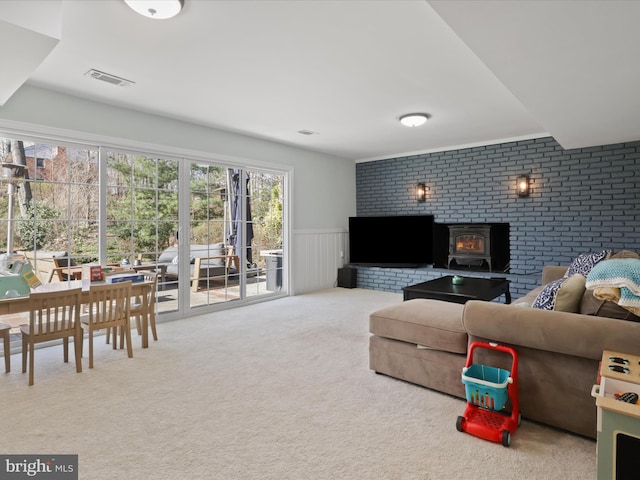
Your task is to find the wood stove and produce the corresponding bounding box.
[448,225,493,270]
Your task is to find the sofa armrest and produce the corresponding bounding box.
[542,265,568,284]
[191,255,240,291]
[463,300,640,360]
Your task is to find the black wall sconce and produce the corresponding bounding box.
[517,174,530,197]
[416,182,427,203]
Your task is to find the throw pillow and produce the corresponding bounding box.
[610,250,640,260]
[171,255,196,264]
[553,274,587,312]
[565,250,610,277]
[158,246,178,263]
[532,274,586,312]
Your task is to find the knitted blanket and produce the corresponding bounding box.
[586,259,640,314]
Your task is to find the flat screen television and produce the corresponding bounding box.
[348,215,434,267]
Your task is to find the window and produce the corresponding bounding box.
[0,134,287,334]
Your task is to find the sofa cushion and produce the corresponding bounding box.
[532,274,586,312]
[159,243,225,268]
[369,299,467,354]
[565,250,610,277]
[580,289,640,321]
[514,285,544,307]
[166,263,227,278]
[190,244,226,267]
[158,246,178,263]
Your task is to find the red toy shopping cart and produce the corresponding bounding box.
[456,341,520,447]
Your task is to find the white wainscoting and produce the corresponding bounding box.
[292,228,349,294]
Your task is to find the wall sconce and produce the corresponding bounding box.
[416,183,427,203]
[517,174,530,197]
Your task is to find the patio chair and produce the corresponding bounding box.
[50,254,80,282]
[81,281,133,368]
[21,287,83,386]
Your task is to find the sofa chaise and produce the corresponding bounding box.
[369,251,640,439]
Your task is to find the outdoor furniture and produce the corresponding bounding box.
[18,250,67,283]
[80,281,133,369]
[50,255,82,282]
[157,243,240,292]
[191,251,240,292]
[0,321,10,373]
[132,261,168,290]
[20,287,83,386]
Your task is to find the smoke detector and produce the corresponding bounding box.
[85,69,135,87]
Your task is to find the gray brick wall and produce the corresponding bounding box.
[354,136,640,298]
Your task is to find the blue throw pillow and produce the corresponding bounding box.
[532,278,564,310]
[565,250,610,277]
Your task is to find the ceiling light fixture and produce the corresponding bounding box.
[399,113,429,127]
[124,0,184,20]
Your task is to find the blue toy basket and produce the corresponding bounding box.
[462,364,511,411]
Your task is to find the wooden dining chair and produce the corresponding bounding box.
[131,272,158,343]
[81,281,133,368]
[20,287,83,386]
[105,274,158,347]
[0,322,11,373]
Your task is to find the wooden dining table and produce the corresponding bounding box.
[0,279,155,348]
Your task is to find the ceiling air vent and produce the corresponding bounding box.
[85,69,135,87]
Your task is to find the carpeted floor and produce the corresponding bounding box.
[0,288,596,479]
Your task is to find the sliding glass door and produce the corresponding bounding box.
[187,163,286,309]
[0,133,288,331]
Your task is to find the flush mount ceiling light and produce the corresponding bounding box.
[399,113,430,127]
[124,0,184,20]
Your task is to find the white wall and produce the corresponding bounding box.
[293,228,349,293]
[0,85,355,293]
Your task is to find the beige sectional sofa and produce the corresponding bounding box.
[369,260,640,439]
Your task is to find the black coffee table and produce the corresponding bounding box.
[403,276,511,304]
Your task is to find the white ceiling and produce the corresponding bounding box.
[1,0,639,162]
